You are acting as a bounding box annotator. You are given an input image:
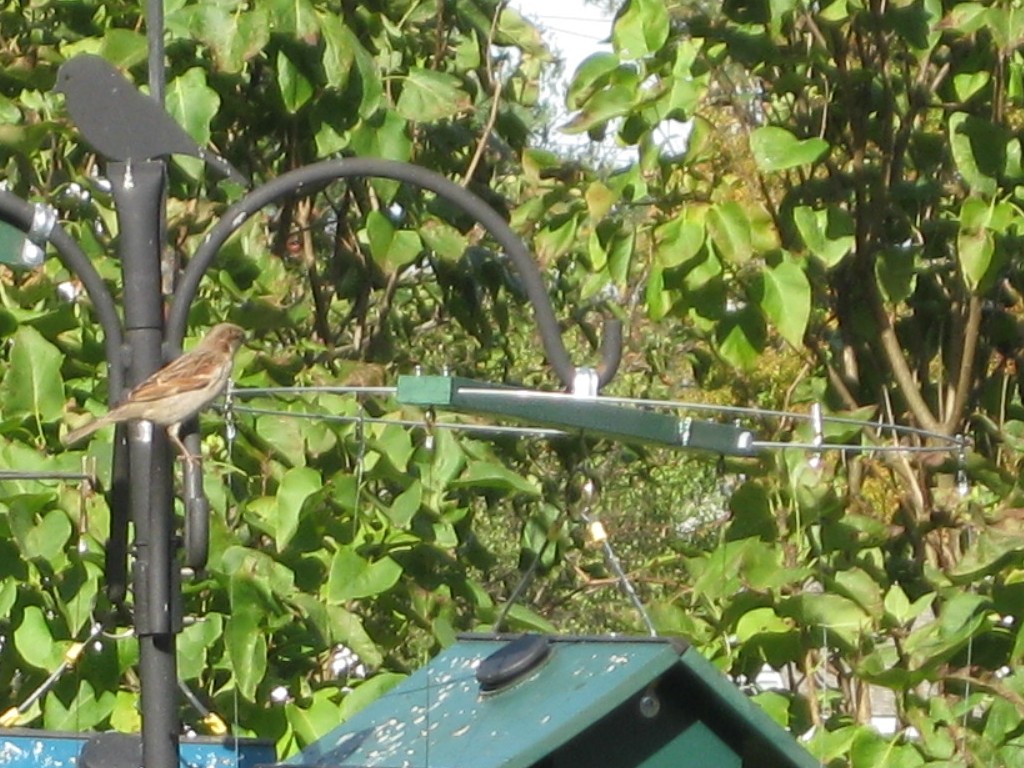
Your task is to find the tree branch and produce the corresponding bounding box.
[462,0,506,188]
[942,294,982,435]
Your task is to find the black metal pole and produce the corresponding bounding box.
[167,158,623,389]
[146,0,165,105]
[108,160,180,768]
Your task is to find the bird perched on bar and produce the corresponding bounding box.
[62,323,246,458]
[54,54,247,185]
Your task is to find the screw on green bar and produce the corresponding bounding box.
[396,375,758,457]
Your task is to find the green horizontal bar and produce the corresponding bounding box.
[397,375,757,456]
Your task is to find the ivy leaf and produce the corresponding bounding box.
[327,549,403,603]
[267,0,319,42]
[750,126,828,171]
[98,29,148,69]
[43,680,116,731]
[189,5,269,73]
[2,325,64,423]
[452,461,540,495]
[396,68,471,122]
[277,50,314,114]
[165,67,220,180]
[275,467,322,551]
[320,13,355,90]
[14,605,62,669]
[225,610,267,701]
[366,210,423,273]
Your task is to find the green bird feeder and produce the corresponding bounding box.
[287,634,817,768]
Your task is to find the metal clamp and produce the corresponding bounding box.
[572,367,600,398]
[22,203,57,267]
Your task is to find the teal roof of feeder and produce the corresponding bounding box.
[290,635,818,768]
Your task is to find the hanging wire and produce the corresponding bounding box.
[178,679,228,736]
[0,620,106,727]
[573,473,658,637]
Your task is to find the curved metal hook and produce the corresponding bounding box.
[0,191,124,397]
[166,158,622,390]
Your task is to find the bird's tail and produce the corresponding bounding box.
[62,416,109,446]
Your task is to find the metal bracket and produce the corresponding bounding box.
[396,375,759,457]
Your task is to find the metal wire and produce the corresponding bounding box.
[0,470,95,482]
[218,402,568,438]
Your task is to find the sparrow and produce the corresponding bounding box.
[63,323,246,458]
[54,54,247,185]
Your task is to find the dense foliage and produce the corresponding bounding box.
[2,0,1024,765]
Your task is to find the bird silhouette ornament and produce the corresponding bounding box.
[55,54,247,185]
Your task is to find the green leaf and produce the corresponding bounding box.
[452,461,539,495]
[98,29,148,69]
[178,613,223,680]
[350,109,411,163]
[275,467,322,551]
[335,673,407,723]
[876,245,919,302]
[566,53,620,110]
[225,610,267,701]
[387,480,421,528]
[953,71,990,101]
[327,548,403,603]
[612,0,670,59]
[2,325,64,422]
[759,261,810,347]
[24,508,72,561]
[585,181,617,221]
[366,210,423,273]
[562,84,635,134]
[319,13,355,90]
[165,68,220,179]
[949,112,1005,196]
[268,0,320,41]
[189,6,269,73]
[43,680,115,731]
[716,306,766,369]
[958,227,996,292]
[110,690,141,733]
[707,202,752,265]
[286,689,343,747]
[492,603,558,634]
[420,219,468,263]
[15,606,63,669]
[750,126,828,171]
[735,607,794,641]
[277,50,314,113]
[654,210,705,269]
[782,593,871,647]
[496,7,548,57]
[792,205,854,267]
[396,67,471,122]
